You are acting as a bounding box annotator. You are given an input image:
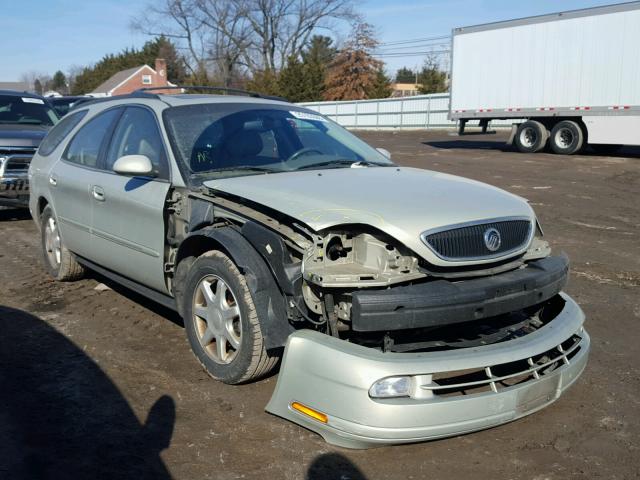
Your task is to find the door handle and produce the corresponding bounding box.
[49,175,57,186]
[92,185,105,202]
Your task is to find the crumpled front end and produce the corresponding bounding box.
[266,293,589,449]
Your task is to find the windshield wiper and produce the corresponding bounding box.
[199,165,280,175]
[296,159,389,170]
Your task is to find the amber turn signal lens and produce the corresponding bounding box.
[291,401,328,423]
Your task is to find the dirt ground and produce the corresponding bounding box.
[1,130,638,479]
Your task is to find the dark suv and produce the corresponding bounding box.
[0,90,59,208]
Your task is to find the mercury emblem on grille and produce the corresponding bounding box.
[483,227,502,252]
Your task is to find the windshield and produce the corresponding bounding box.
[163,104,393,180]
[50,97,91,117]
[0,95,59,126]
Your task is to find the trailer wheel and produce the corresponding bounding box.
[514,121,548,153]
[550,120,584,155]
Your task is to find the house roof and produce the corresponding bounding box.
[91,65,151,94]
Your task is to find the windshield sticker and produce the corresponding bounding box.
[290,110,327,122]
[22,97,45,104]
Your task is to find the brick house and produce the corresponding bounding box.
[90,59,176,97]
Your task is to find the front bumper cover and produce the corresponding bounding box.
[266,292,589,449]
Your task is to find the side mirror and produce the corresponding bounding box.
[113,155,154,177]
[376,147,391,159]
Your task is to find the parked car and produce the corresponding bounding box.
[0,90,59,208]
[48,95,93,117]
[29,87,589,449]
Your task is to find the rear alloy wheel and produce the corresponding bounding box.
[183,250,279,384]
[550,120,584,155]
[514,120,548,153]
[40,205,85,281]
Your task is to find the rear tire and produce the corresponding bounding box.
[183,250,279,384]
[549,120,584,155]
[514,120,548,153]
[40,205,85,281]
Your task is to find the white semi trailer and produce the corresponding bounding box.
[449,1,640,154]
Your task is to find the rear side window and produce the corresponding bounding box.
[38,110,88,156]
[64,108,121,168]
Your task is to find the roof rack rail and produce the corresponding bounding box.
[133,85,286,102]
[67,91,161,111]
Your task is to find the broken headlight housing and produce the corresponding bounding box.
[302,230,425,288]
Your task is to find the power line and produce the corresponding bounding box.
[378,35,450,47]
[375,42,450,53]
[372,49,451,58]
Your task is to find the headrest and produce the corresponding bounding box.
[224,130,263,158]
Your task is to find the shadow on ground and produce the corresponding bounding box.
[0,306,175,479]
[424,138,640,158]
[306,452,368,480]
[0,207,31,222]
[423,139,511,151]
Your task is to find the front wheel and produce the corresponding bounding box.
[549,120,584,155]
[40,205,85,281]
[183,250,279,384]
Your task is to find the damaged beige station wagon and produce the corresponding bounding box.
[29,87,589,448]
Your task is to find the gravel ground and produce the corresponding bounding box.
[1,130,638,479]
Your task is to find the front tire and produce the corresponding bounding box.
[40,205,85,281]
[514,120,548,153]
[549,120,584,155]
[183,250,279,384]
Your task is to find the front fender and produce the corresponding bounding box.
[176,226,294,350]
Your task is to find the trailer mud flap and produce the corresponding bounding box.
[507,123,519,145]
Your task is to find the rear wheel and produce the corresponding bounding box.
[40,205,85,281]
[549,120,584,155]
[183,250,279,384]
[514,120,548,153]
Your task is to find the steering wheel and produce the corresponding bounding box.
[286,147,323,163]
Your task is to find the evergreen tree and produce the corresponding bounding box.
[278,56,307,102]
[300,36,336,101]
[246,69,281,97]
[366,68,392,99]
[417,56,448,94]
[51,71,67,93]
[324,23,384,101]
[34,79,43,95]
[395,67,416,83]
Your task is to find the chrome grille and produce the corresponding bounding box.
[421,333,583,397]
[0,148,35,175]
[422,219,532,261]
[4,155,31,171]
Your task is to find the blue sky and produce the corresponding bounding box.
[1,0,618,80]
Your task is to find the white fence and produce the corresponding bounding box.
[299,94,515,130]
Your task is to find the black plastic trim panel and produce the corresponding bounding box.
[350,255,569,332]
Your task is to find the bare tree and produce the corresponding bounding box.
[131,0,358,85]
[19,71,47,93]
[131,0,209,78]
[196,0,253,85]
